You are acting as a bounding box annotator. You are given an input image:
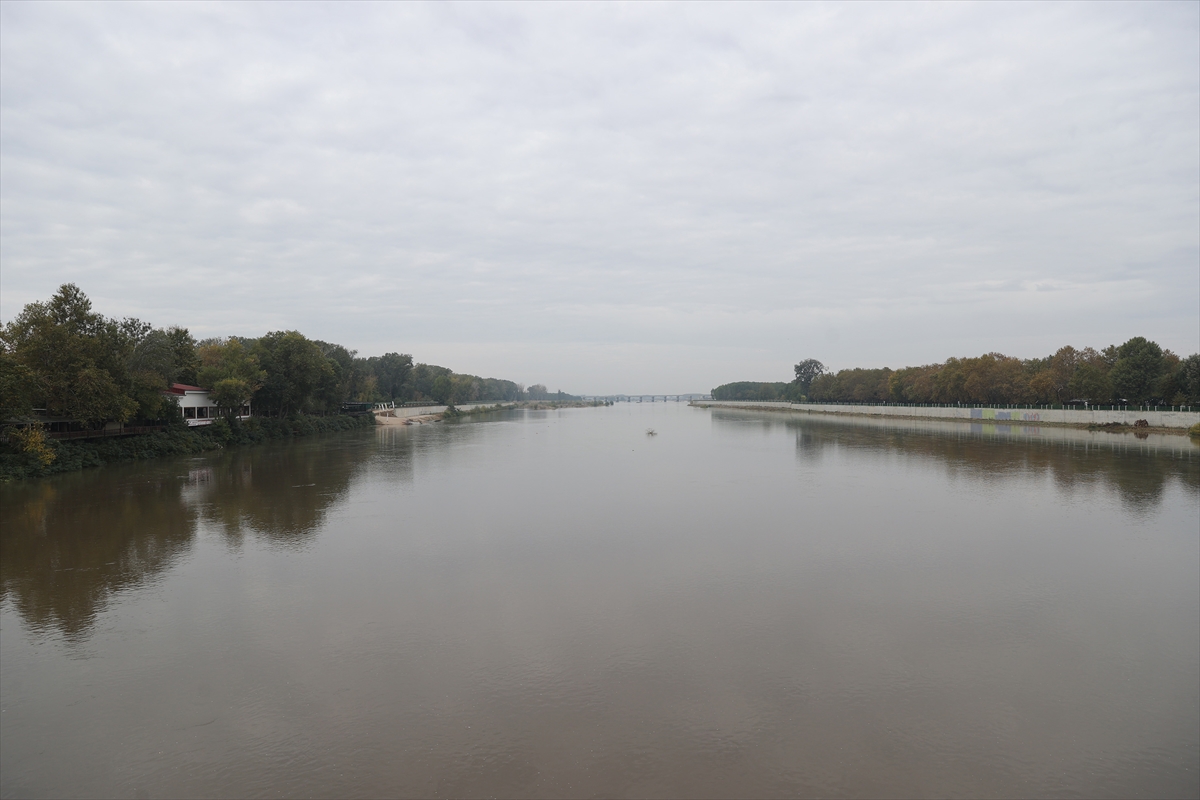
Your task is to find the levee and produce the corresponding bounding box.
[691,400,1200,430]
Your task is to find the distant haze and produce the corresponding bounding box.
[1,2,1196,394]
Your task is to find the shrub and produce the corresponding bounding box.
[6,425,56,467]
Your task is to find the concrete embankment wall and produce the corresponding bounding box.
[691,401,1200,429]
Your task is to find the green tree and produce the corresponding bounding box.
[370,353,414,401]
[1180,354,1200,404]
[209,378,255,414]
[1045,346,1080,403]
[711,381,789,401]
[932,358,967,403]
[838,368,890,402]
[253,331,334,416]
[466,376,523,402]
[431,374,453,404]
[1069,363,1112,403]
[408,363,452,401]
[313,341,366,411]
[450,374,480,404]
[0,350,35,419]
[166,327,200,384]
[1,284,137,426]
[73,367,137,425]
[126,328,174,377]
[197,338,264,417]
[1109,337,1163,403]
[116,324,180,420]
[793,359,825,395]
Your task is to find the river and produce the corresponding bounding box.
[2,404,1197,798]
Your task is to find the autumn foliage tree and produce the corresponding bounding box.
[719,338,1200,406]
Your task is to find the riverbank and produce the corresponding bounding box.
[0,414,377,481]
[376,413,443,426]
[373,399,611,425]
[690,400,1200,435]
[518,400,613,410]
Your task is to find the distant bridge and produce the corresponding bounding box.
[578,394,712,403]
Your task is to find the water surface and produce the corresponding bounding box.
[2,405,1197,798]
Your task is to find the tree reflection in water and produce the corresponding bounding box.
[0,471,198,641]
[0,432,392,640]
[761,411,1199,514]
[4,413,1190,647]
[184,437,370,549]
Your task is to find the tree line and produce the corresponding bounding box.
[1,284,569,427]
[712,339,1200,406]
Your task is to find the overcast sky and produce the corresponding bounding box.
[2,2,1197,394]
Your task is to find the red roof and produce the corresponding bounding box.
[165,383,209,394]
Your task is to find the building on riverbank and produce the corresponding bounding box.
[164,383,251,426]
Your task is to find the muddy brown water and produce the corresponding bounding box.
[2,405,1197,798]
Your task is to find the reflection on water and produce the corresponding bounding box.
[0,472,197,641]
[1,406,1197,799]
[746,410,1200,514]
[186,437,369,548]
[0,435,379,642]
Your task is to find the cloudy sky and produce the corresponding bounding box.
[2,2,1197,394]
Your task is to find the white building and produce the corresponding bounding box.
[165,384,251,426]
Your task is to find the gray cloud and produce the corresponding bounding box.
[2,1,1196,392]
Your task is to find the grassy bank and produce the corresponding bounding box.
[441,403,517,419]
[0,414,376,482]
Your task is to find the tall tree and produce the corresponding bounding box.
[793,359,825,395]
[117,324,178,420]
[1045,346,1080,403]
[1068,363,1112,403]
[197,338,265,417]
[410,364,452,401]
[371,353,414,400]
[1,284,137,425]
[1180,354,1200,404]
[1109,337,1164,403]
[431,374,453,404]
[252,331,334,416]
[0,350,35,419]
[166,327,200,385]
